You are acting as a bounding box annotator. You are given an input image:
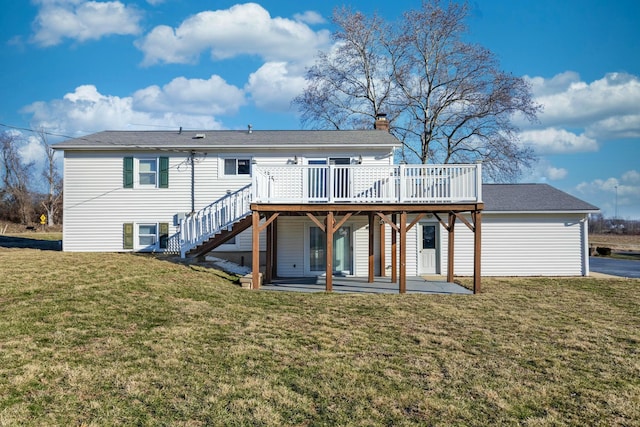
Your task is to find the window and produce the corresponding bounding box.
[138,159,157,186]
[138,224,157,247]
[124,157,169,188]
[224,158,251,176]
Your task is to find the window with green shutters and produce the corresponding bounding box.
[123,156,169,188]
[124,222,170,250]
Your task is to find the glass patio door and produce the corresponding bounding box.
[309,226,352,275]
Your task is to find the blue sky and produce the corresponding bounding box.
[1,0,639,218]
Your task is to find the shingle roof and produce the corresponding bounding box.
[53,129,401,150]
[483,183,599,212]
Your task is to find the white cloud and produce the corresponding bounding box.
[135,3,330,66]
[520,158,568,183]
[523,72,640,141]
[525,71,581,97]
[519,128,598,154]
[22,85,224,136]
[31,0,142,46]
[576,170,640,218]
[19,135,47,166]
[132,75,246,115]
[546,166,568,181]
[294,11,326,25]
[622,170,640,185]
[245,62,306,111]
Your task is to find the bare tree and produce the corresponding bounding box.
[295,0,540,181]
[293,7,401,130]
[0,132,34,224]
[36,128,63,226]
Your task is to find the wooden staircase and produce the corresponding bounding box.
[186,214,252,258]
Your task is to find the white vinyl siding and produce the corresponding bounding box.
[276,217,306,277]
[451,213,588,276]
[63,152,191,252]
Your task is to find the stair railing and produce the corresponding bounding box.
[179,184,252,257]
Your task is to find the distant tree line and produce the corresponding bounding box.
[589,213,640,235]
[0,130,62,227]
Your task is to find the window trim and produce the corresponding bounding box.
[220,156,252,178]
[137,158,158,188]
[137,223,158,249]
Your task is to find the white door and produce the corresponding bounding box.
[419,223,438,274]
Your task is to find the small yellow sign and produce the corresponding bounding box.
[40,214,46,225]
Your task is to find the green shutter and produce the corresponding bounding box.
[123,157,134,188]
[159,222,169,249]
[159,157,169,188]
[123,223,134,249]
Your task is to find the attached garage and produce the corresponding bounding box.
[444,184,598,277]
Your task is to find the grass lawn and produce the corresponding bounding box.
[0,247,639,426]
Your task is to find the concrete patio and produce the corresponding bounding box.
[260,275,472,295]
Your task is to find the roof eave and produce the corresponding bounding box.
[484,209,600,215]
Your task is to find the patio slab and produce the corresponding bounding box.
[260,276,472,295]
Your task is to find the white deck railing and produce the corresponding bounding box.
[179,184,252,257]
[174,163,482,257]
[252,163,482,204]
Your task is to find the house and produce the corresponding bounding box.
[53,120,598,293]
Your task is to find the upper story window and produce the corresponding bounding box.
[138,159,157,186]
[224,158,251,176]
[124,156,169,188]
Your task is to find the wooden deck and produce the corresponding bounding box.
[178,163,484,294]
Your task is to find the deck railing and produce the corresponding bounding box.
[252,163,482,204]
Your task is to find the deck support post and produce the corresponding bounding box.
[399,211,407,294]
[473,210,482,294]
[271,218,278,280]
[391,213,397,283]
[368,212,375,283]
[251,211,260,290]
[325,211,334,292]
[447,212,456,283]
[379,219,386,277]
[265,218,274,284]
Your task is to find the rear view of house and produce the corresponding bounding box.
[54,121,597,293]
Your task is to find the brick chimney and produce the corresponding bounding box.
[374,113,389,131]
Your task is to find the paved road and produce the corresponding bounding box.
[590,256,640,278]
[0,236,62,251]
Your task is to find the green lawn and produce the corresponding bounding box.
[0,247,638,426]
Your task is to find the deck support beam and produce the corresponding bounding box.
[252,211,260,290]
[399,211,407,293]
[447,212,456,283]
[473,210,482,294]
[379,218,386,277]
[325,211,334,292]
[265,219,274,284]
[368,212,375,283]
[391,214,397,283]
